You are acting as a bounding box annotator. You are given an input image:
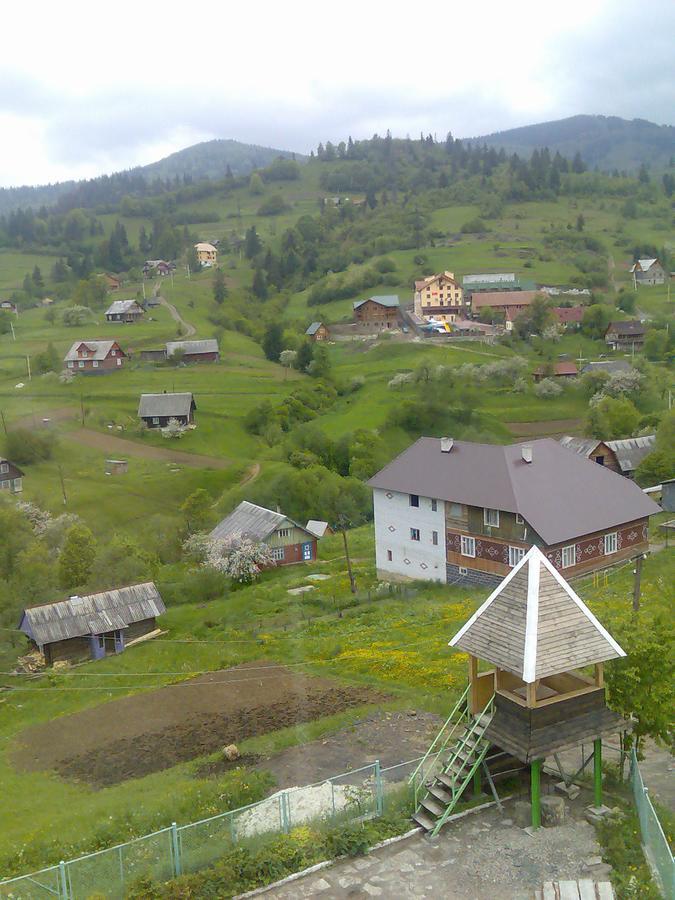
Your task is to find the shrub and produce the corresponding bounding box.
[5,428,55,465]
[461,218,487,233]
[374,257,396,273]
[533,378,563,399]
[257,194,288,216]
[62,305,94,327]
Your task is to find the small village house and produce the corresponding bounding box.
[559,435,656,479]
[105,299,144,323]
[532,361,578,381]
[143,260,174,277]
[470,290,539,327]
[0,458,23,493]
[305,322,329,342]
[138,392,196,428]
[581,359,632,376]
[194,242,218,266]
[18,583,165,666]
[662,479,675,513]
[63,340,127,374]
[210,500,318,565]
[140,348,168,363]
[0,299,18,313]
[368,437,659,586]
[353,295,400,329]
[605,320,646,351]
[551,306,584,328]
[413,272,465,323]
[100,274,121,291]
[305,520,333,538]
[629,258,666,286]
[166,339,220,363]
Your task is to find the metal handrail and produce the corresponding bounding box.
[443,693,495,789]
[408,684,470,804]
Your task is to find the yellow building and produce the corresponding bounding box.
[414,271,464,322]
[194,242,217,266]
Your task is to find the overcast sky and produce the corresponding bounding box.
[1,0,673,188]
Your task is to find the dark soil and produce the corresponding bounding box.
[11,662,389,788]
[196,753,262,777]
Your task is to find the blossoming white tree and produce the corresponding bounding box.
[183,531,275,584]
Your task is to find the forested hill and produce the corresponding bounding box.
[0,139,303,216]
[469,115,675,174]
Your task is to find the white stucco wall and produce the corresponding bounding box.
[373,488,446,582]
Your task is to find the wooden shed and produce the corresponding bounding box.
[18,582,166,666]
[138,392,196,428]
[105,459,128,475]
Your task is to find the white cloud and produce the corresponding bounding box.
[0,0,672,186]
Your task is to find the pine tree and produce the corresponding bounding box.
[252,266,268,300]
[262,322,283,361]
[244,226,262,259]
[213,269,227,304]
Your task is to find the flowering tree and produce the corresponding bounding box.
[161,417,185,439]
[16,501,52,535]
[182,531,275,584]
[534,377,563,399]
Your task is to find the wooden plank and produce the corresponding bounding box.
[542,883,557,900]
[577,881,597,900]
[595,883,614,900]
[558,882,581,900]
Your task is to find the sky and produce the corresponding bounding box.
[1,0,673,188]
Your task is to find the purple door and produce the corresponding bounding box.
[90,634,106,660]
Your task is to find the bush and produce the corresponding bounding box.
[5,428,55,465]
[461,218,488,234]
[374,257,396,273]
[257,194,288,216]
[533,378,563,399]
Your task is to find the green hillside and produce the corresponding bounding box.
[140,138,305,181]
[470,115,675,173]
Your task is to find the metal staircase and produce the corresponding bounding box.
[409,689,495,837]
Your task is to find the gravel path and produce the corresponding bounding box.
[159,294,196,336]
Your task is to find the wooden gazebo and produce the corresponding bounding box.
[449,545,629,828]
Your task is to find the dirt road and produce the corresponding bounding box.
[69,427,230,469]
[159,294,196,337]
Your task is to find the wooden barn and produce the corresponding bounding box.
[63,340,127,374]
[532,361,578,381]
[210,501,317,565]
[305,322,329,342]
[166,340,220,363]
[0,458,23,493]
[138,392,196,428]
[605,320,646,351]
[353,295,400,329]
[560,434,656,479]
[18,583,166,666]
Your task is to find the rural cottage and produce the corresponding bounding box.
[105,299,144,323]
[166,340,220,363]
[368,437,659,586]
[629,257,666,286]
[63,340,127,373]
[0,458,23,493]
[353,295,400,329]
[560,435,656,479]
[18,582,166,666]
[210,501,318,565]
[138,392,196,428]
[605,320,646,351]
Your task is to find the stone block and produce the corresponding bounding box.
[541,795,566,827]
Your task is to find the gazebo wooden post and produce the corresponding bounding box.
[594,738,603,807]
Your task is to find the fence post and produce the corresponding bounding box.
[171,822,182,877]
[59,861,68,900]
[374,760,383,816]
[230,812,237,845]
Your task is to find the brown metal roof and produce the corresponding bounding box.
[367,437,660,545]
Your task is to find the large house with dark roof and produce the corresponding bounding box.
[629,258,666,286]
[353,295,400,329]
[19,582,165,665]
[367,437,659,586]
[605,320,646,351]
[210,501,317,565]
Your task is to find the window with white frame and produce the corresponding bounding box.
[67,361,74,368]
[410,528,420,542]
[271,547,285,561]
[461,535,476,557]
[0,463,8,474]
[277,528,291,539]
[562,545,576,568]
[92,360,99,368]
[78,361,84,368]
[152,417,160,425]
[515,513,524,524]
[604,532,618,555]
[484,508,500,528]
[508,546,525,567]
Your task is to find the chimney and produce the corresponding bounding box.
[440,437,454,453]
[521,445,533,464]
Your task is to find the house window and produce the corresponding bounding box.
[277,528,291,539]
[152,417,160,425]
[450,503,463,518]
[459,566,468,575]
[97,635,106,651]
[604,532,618,555]
[387,549,393,561]
[78,361,84,368]
[509,546,525,567]
[409,494,419,508]
[461,535,476,557]
[117,359,122,366]
[271,547,285,561]
[562,545,576,568]
[484,508,500,528]
[67,361,74,368]
[410,528,420,542]
[432,531,439,546]
[92,360,99,368]
[515,513,524,524]
[0,463,8,474]
[431,499,437,512]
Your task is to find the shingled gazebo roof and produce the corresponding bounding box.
[449,546,625,682]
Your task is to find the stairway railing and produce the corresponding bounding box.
[409,683,470,809]
[428,692,495,837]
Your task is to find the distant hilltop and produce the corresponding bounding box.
[467,114,675,174]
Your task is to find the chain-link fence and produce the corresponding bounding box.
[631,748,674,899]
[0,759,419,899]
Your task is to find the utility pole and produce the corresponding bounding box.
[26,355,31,381]
[57,464,67,505]
[80,394,85,425]
[0,410,6,435]
[632,555,643,612]
[342,528,357,594]
[10,322,15,341]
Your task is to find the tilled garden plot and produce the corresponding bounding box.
[11,662,388,787]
